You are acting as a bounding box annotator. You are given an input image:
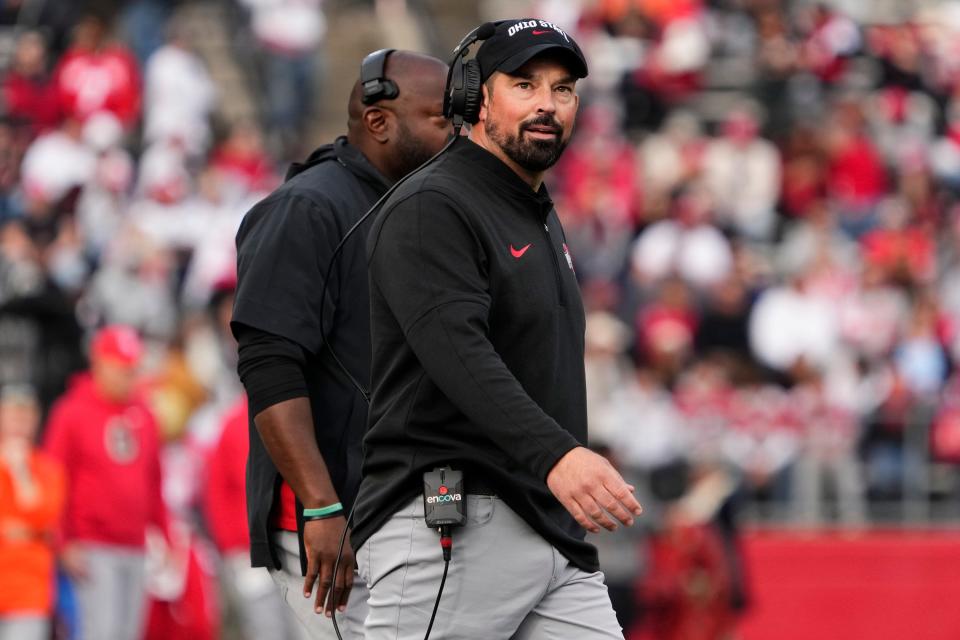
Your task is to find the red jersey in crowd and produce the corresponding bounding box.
[203,396,251,553]
[827,134,887,206]
[53,45,141,128]
[2,71,60,134]
[206,396,297,534]
[43,373,165,547]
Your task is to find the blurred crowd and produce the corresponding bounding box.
[0,1,314,638]
[1,0,960,638]
[530,0,960,636]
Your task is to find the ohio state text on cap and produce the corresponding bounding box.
[475,18,589,83]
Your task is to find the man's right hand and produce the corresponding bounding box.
[61,542,89,581]
[546,446,643,534]
[302,516,354,618]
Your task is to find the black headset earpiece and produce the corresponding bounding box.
[443,21,501,131]
[360,48,399,105]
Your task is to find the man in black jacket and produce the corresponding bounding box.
[231,50,450,639]
[354,20,642,640]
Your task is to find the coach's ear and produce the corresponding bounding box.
[363,106,390,144]
[476,81,491,125]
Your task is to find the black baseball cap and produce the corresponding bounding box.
[475,18,588,83]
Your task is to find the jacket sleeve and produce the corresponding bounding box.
[368,190,579,479]
[232,192,339,354]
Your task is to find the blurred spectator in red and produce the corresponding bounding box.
[633,464,738,640]
[2,31,60,136]
[209,120,279,197]
[779,123,827,219]
[702,105,781,241]
[636,277,698,382]
[0,386,64,640]
[628,0,709,102]
[931,373,960,463]
[552,104,638,280]
[43,325,166,640]
[203,396,301,640]
[860,201,936,287]
[53,14,141,130]
[823,98,888,237]
[555,104,639,226]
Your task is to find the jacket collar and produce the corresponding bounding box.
[452,137,554,215]
[286,136,391,193]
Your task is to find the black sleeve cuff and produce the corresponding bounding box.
[235,323,310,416]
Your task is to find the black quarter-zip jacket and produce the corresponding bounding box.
[352,136,597,571]
[233,137,387,570]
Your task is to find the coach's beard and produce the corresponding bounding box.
[486,115,568,173]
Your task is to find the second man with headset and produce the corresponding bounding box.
[232,50,451,639]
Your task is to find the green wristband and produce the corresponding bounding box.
[303,503,343,518]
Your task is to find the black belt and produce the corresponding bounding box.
[467,478,497,496]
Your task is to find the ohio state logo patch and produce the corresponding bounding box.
[562,243,575,273]
[104,415,139,464]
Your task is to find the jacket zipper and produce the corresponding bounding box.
[541,221,567,307]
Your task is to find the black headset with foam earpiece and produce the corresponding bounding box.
[360,48,399,105]
[443,21,502,131]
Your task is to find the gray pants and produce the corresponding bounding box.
[0,615,49,640]
[222,551,304,640]
[73,543,147,640]
[357,495,623,640]
[268,530,370,640]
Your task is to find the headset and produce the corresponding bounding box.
[360,48,399,105]
[443,21,501,132]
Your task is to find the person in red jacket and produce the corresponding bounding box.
[52,13,141,129]
[43,325,165,640]
[0,386,65,640]
[204,395,301,640]
[2,31,61,136]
